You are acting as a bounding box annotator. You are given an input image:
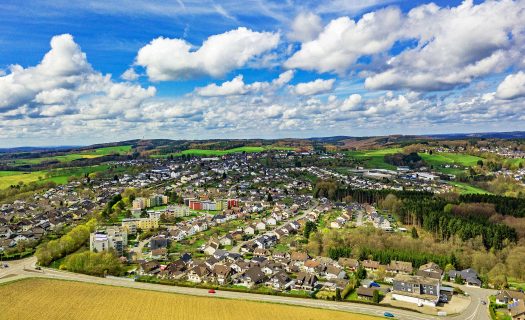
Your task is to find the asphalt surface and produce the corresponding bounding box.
[0,256,496,320]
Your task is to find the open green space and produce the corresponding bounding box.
[345,148,403,169]
[447,181,490,195]
[419,152,484,174]
[0,165,111,190]
[4,145,132,166]
[153,146,295,158]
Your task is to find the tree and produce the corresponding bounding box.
[454,274,464,285]
[267,193,273,202]
[304,221,317,239]
[477,160,484,167]
[411,227,419,239]
[372,290,380,303]
[356,266,367,280]
[335,288,342,301]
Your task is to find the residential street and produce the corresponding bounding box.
[0,256,493,320]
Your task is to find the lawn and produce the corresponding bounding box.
[447,181,490,195]
[0,279,379,320]
[345,148,403,169]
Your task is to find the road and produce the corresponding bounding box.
[0,256,493,320]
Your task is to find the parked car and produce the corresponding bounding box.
[208,289,216,294]
[384,312,395,318]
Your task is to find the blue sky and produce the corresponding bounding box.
[0,0,524,146]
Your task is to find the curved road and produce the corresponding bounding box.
[0,257,493,320]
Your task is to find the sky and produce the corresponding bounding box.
[0,0,525,147]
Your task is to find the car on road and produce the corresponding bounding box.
[3,263,8,268]
[208,289,216,294]
[35,266,41,270]
[481,300,487,305]
[384,312,395,318]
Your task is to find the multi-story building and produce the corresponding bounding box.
[90,227,128,256]
[392,274,441,307]
[132,197,147,210]
[166,205,190,218]
[147,194,168,208]
[122,217,159,233]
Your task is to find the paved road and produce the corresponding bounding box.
[0,256,493,320]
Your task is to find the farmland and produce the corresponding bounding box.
[153,146,295,158]
[0,165,111,190]
[345,148,403,169]
[0,278,378,320]
[3,145,132,166]
[419,152,485,174]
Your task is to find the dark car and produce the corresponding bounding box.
[384,312,395,318]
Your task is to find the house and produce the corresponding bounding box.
[392,274,441,307]
[338,258,359,271]
[239,266,267,288]
[255,222,266,231]
[219,234,233,246]
[290,251,310,266]
[510,299,525,320]
[295,272,318,291]
[417,262,443,280]
[244,226,255,235]
[266,270,293,291]
[387,260,413,274]
[325,265,346,280]
[140,260,161,276]
[187,264,211,283]
[362,260,380,271]
[496,290,525,305]
[448,268,482,287]
[150,235,168,250]
[356,287,377,300]
[212,264,232,285]
[151,248,168,260]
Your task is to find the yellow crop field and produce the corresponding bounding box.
[0,279,379,320]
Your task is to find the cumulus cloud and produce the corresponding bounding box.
[285,7,403,74]
[496,71,525,100]
[0,34,155,119]
[121,68,139,81]
[195,71,294,97]
[286,1,525,91]
[136,27,280,81]
[288,12,323,42]
[292,78,335,95]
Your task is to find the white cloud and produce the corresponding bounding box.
[496,71,525,100]
[121,68,139,81]
[292,78,335,95]
[195,71,294,97]
[365,1,525,91]
[340,94,362,111]
[286,1,525,91]
[136,27,280,81]
[288,12,323,42]
[285,7,403,74]
[0,34,155,118]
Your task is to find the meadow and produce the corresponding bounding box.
[345,148,403,169]
[0,278,378,320]
[0,165,111,189]
[419,152,485,173]
[5,145,132,166]
[154,146,295,158]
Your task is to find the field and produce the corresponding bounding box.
[419,152,484,174]
[0,165,111,189]
[5,145,132,166]
[447,181,490,195]
[0,278,378,320]
[345,148,403,169]
[153,146,295,158]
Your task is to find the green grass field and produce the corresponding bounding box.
[419,152,484,174]
[345,148,403,169]
[0,165,111,189]
[5,145,132,166]
[447,181,490,194]
[153,146,294,158]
